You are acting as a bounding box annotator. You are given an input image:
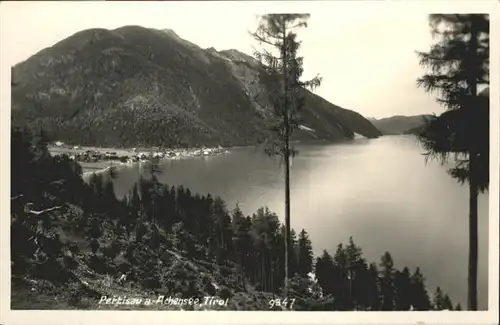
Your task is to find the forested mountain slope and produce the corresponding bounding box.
[11,26,381,148]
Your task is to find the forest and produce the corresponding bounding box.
[10,126,459,310]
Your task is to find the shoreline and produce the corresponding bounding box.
[81,161,128,178]
[79,151,231,178]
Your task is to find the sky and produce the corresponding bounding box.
[0,1,493,119]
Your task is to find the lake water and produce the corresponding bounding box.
[109,135,489,309]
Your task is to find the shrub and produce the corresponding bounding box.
[67,242,80,255]
[141,275,161,290]
[68,290,82,307]
[125,245,136,262]
[63,255,79,270]
[103,242,121,260]
[117,261,131,274]
[87,255,107,274]
[202,276,217,296]
[218,285,232,300]
[87,218,103,239]
[32,258,74,284]
[90,239,99,254]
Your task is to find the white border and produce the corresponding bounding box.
[0,1,498,325]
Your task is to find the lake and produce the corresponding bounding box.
[108,135,489,310]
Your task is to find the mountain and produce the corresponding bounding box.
[11,26,381,148]
[370,115,434,135]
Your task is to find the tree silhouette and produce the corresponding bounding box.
[379,252,395,310]
[394,267,412,310]
[409,267,432,310]
[297,229,313,277]
[416,14,489,310]
[314,250,335,297]
[251,13,322,296]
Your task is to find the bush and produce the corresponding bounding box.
[160,260,203,298]
[202,276,217,296]
[125,244,136,262]
[302,296,336,311]
[44,233,64,259]
[11,255,32,276]
[160,251,173,265]
[63,255,79,270]
[67,242,80,255]
[218,285,232,300]
[135,223,147,243]
[68,290,82,307]
[117,261,131,274]
[103,242,121,260]
[87,218,103,239]
[87,255,107,274]
[141,275,161,290]
[32,258,74,284]
[90,239,99,254]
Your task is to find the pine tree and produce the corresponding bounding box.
[366,263,381,310]
[433,286,446,310]
[409,267,432,310]
[210,197,233,265]
[443,294,454,310]
[416,14,489,310]
[135,222,147,243]
[11,127,35,197]
[32,127,51,163]
[297,229,314,277]
[379,252,395,310]
[314,250,335,297]
[394,267,412,310]
[232,206,253,288]
[332,243,350,309]
[252,14,322,296]
[344,237,366,308]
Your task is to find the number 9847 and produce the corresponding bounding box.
[268,298,295,310]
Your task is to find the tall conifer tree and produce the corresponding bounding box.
[252,14,322,295]
[416,14,489,310]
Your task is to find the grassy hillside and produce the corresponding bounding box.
[11,26,381,148]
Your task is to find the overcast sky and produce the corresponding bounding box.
[0,1,494,119]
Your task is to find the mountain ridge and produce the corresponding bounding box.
[370,114,434,135]
[11,25,381,148]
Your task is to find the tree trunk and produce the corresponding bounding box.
[467,18,479,311]
[262,254,266,291]
[285,137,291,293]
[468,156,478,310]
[282,21,291,298]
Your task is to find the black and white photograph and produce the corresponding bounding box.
[1,0,498,324]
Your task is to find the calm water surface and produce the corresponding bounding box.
[108,135,489,309]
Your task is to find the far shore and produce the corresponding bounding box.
[48,144,232,177]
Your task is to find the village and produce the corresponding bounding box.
[48,141,231,173]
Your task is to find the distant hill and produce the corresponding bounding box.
[11,26,381,148]
[370,115,434,135]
